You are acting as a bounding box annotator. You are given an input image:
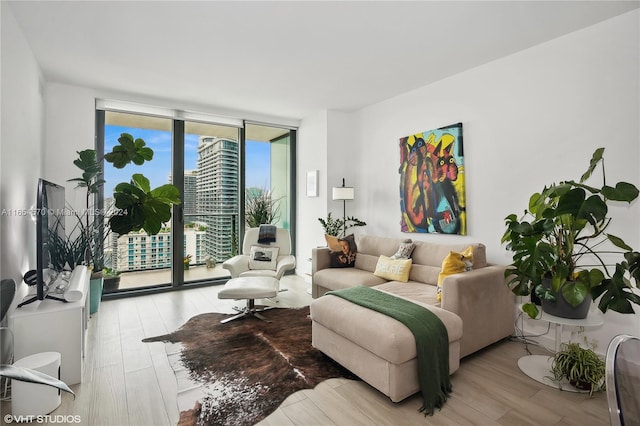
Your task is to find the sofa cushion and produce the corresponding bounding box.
[374,281,439,306]
[310,290,463,364]
[374,255,412,282]
[354,252,379,273]
[357,235,401,258]
[411,241,487,269]
[314,267,386,292]
[329,234,357,268]
[408,264,441,286]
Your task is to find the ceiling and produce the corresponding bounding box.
[8,1,639,122]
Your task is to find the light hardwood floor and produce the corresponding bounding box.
[1,275,610,426]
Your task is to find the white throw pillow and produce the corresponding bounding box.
[249,245,279,270]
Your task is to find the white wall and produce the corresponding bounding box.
[297,10,640,350]
[296,110,328,278]
[44,83,96,215]
[0,3,45,301]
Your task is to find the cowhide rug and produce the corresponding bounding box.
[142,306,356,426]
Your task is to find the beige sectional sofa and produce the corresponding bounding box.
[309,234,514,402]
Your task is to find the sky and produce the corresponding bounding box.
[104,125,270,195]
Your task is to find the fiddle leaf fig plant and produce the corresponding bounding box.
[502,147,640,319]
[109,173,180,235]
[106,134,181,236]
[104,133,154,168]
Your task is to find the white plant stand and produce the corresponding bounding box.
[517,305,604,393]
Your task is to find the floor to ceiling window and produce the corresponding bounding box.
[96,104,296,295]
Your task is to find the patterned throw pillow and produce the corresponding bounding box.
[249,245,279,270]
[374,255,413,282]
[437,245,474,301]
[390,238,415,259]
[329,234,357,268]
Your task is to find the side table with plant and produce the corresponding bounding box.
[502,147,640,319]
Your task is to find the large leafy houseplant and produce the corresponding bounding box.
[62,134,180,276]
[105,133,181,235]
[502,148,640,319]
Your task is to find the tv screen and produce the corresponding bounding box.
[36,178,66,300]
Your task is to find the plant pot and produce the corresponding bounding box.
[103,276,121,293]
[89,277,103,314]
[569,378,592,391]
[540,278,591,319]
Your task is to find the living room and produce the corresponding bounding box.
[2,1,639,425]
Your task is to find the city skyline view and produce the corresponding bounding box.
[104,125,271,196]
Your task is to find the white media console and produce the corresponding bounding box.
[9,265,90,385]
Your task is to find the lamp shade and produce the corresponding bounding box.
[332,187,355,200]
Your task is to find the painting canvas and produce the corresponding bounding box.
[399,122,466,235]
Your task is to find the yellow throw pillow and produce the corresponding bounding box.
[437,246,474,301]
[374,255,413,282]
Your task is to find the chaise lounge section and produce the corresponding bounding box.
[310,234,515,401]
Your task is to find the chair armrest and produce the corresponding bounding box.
[312,247,331,275]
[221,255,250,278]
[275,255,296,280]
[440,264,515,357]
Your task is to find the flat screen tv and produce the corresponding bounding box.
[18,178,66,307]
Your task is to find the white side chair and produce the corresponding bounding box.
[605,334,640,426]
[222,227,296,290]
[219,227,296,323]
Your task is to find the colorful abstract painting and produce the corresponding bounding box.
[399,122,466,235]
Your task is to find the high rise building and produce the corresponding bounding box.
[197,136,238,262]
[113,228,206,271]
[183,170,198,217]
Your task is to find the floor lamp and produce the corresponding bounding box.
[332,178,355,237]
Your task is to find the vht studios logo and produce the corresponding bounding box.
[4,414,82,424]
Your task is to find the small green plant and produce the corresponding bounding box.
[551,342,605,396]
[318,212,366,237]
[103,267,121,278]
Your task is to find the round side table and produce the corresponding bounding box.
[517,306,604,393]
[12,352,62,416]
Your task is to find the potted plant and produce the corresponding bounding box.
[105,133,181,236]
[551,342,605,396]
[102,267,121,293]
[183,254,192,270]
[67,149,107,276]
[245,186,282,227]
[318,212,366,237]
[64,133,180,297]
[502,148,640,319]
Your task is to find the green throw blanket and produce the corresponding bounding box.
[327,286,451,416]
